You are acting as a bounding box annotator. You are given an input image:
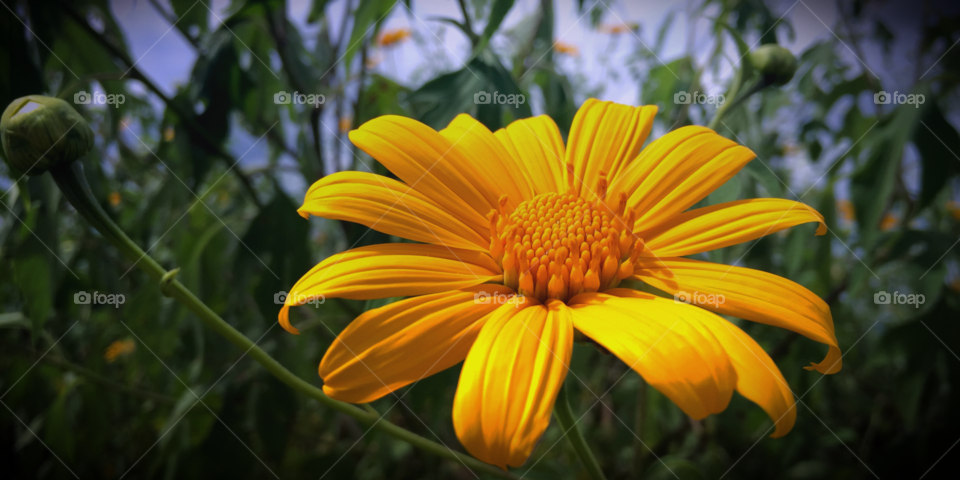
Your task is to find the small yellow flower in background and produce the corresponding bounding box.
[947,201,960,220]
[163,126,175,142]
[339,117,353,133]
[104,339,135,362]
[880,212,898,231]
[837,199,855,222]
[109,191,121,207]
[282,99,840,468]
[951,278,960,293]
[378,28,411,48]
[553,41,579,57]
[599,22,638,34]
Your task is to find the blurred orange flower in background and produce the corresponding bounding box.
[104,339,135,362]
[599,22,638,34]
[554,40,579,56]
[378,28,411,47]
[837,199,855,222]
[947,201,960,220]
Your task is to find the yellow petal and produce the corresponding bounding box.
[565,99,657,197]
[631,257,841,374]
[608,126,755,229]
[279,244,501,334]
[453,300,572,468]
[299,171,489,251]
[495,116,566,196]
[641,198,827,257]
[349,115,494,234]
[441,114,534,209]
[567,290,736,420]
[320,285,519,403]
[694,315,797,437]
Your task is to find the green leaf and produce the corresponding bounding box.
[913,102,960,211]
[171,0,209,35]
[851,92,924,250]
[406,52,530,131]
[13,248,53,333]
[344,0,398,73]
[475,0,515,52]
[308,0,331,23]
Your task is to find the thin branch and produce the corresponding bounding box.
[62,3,264,208]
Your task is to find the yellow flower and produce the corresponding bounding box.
[599,22,638,34]
[163,126,175,142]
[280,100,841,468]
[104,339,135,362]
[378,28,411,48]
[554,41,579,57]
[109,191,121,207]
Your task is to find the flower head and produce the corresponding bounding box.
[281,100,841,468]
[378,28,411,48]
[1,95,94,176]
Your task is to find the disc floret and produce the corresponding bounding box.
[488,170,644,303]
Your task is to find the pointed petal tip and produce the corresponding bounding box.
[279,305,300,335]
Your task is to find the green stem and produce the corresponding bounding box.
[554,382,608,480]
[50,161,518,480]
[707,79,769,131]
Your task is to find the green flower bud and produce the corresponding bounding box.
[750,44,798,87]
[1,95,94,176]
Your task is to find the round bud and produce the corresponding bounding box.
[750,44,798,87]
[1,95,94,176]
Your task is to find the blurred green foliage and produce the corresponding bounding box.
[2,0,960,478]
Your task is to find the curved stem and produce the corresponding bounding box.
[707,79,768,131]
[554,382,608,480]
[49,161,518,480]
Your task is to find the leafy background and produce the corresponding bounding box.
[2,0,960,478]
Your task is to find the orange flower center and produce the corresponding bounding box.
[487,170,644,303]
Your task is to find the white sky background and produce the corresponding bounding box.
[105,0,952,202]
